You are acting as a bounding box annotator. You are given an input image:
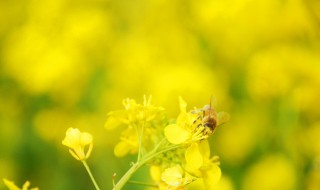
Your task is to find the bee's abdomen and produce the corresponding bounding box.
[203,117,217,131]
[204,122,214,130]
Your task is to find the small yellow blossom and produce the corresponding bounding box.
[185,140,221,189]
[3,179,39,190]
[165,97,229,145]
[105,95,165,157]
[114,125,157,157]
[114,127,138,157]
[62,127,93,161]
[105,95,164,129]
[160,165,194,190]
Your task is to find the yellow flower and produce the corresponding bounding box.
[3,179,39,190]
[123,95,164,122]
[160,165,194,190]
[113,127,138,157]
[105,95,165,157]
[164,97,199,144]
[105,95,164,130]
[163,97,223,188]
[185,140,221,190]
[62,127,93,161]
[114,125,158,157]
[164,97,229,145]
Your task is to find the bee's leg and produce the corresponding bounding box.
[203,123,212,135]
[192,116,203,134]
[192,115,202,124]
[196,123,207,134]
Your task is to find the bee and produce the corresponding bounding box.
[202,104,217,133]
[191,99,229,135]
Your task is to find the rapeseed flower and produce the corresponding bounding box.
[105,95,164,129]
[113,127,138,157]
[185,140,221,189]
[164,97,228,144]
[164,97,224,189]
[107,96,227,189]
[151,165,194,190]
[62,127,93,161]
[160,165,194,190]
[105,95,165,157]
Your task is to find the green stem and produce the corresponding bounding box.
[137,121,145,162]
[142,144,181,163]
[82,161,101,190]
[133,123,141,162]
[112,143,181,190]
[112,162,140,190]
[128,180,158,188]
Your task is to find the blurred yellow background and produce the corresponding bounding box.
[0,0,320,189]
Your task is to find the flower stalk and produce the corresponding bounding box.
[112,142,181,190]
[82,161,101,190]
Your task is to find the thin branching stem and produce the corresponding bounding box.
[112,140,181,190]
[128,180,158,188]
[82,161,101,190]
[137,121,145,161]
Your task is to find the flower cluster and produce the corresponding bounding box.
[57,96,228,190]
[150,97,228,189]
[105,95,165,157]
[106,96,229,190]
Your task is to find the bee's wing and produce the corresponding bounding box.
[190,107,204,114]
[210,96,218,108]
[217,111,230,126]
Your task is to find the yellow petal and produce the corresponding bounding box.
[105,110,129,129]
[185,143,203,171]
[150,165,162,181]
[203,164,221,189]
[22,181,30,190]
[198,140,210,159]
[62,128,80,148]
[61,138,72,148]
[80,132,92,145]
[123,98,137,110]
[161,166,183,187]
[164,124,190,144]
[178,97,187,113]
[176,112,190,127]
[66,128,80,138]
[114,141,130,157]
[104,116,121,130]
[3,179,20,190]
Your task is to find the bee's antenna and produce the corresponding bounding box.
[209,96,212,109]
